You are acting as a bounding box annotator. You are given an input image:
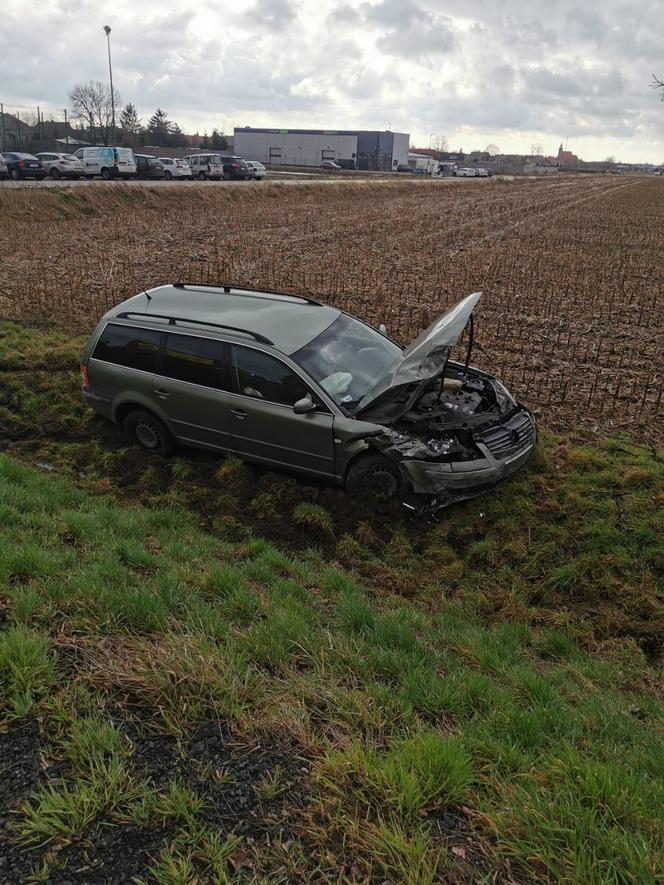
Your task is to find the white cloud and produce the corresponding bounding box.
[1,0,663,161]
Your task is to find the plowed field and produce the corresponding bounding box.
[1,176,662,439]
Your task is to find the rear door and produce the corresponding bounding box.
[153,333,234,452]
[88,323,162,407]
[229,345,336,477]
[116,148,135,174]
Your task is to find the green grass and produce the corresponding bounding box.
[1,322,663,881]
[0,453,662,881]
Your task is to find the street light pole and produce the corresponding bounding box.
[103,25,116,146]
[428,133,436,175]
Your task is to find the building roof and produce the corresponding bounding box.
[234,126,408,137]
[106,284,341,356]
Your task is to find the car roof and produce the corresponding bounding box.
[106,284,341,356]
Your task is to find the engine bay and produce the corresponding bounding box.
[373,364,516,463]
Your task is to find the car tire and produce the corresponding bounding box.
[123,410,175,457]
[50,168,61,180]
[198,172,206,181]
[346,453,405,508]
[101,167,111,180]
[164,170,172,180]
[10,169,20,180]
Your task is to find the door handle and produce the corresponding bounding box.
[154,388,170,399]
[231,408,247,419]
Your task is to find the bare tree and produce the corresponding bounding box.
[530,142,543,156]
[651,74,664,100]
[69,81,121,146]
[485,143,500,157]
[431,133,449,153]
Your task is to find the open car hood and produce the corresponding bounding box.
[355,292,482,421]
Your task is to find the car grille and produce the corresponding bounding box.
[477,412,535,460]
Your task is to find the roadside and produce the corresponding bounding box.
[0,361,662,880]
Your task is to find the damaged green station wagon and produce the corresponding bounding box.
[80,283,536,511]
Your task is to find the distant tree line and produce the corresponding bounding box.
[68,81,228,150]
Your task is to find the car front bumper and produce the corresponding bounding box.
[399,437,535,498]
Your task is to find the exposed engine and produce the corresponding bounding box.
[373,364,516,463]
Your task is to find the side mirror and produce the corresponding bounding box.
[379,323,388,336]
[293,395,316,415]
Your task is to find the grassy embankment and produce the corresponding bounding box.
[0,322,662,882]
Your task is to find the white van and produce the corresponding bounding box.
[73,147,136,180]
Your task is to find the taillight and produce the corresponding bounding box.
[80,363,90,388]
[232,163,240,169]
[18,160,25,168]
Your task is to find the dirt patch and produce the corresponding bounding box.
[0,715,312,883]
[47,824,177,884]
[0,720,45,883]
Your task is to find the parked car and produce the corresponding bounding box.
[320,160,341,170]
[158,158,192,180]
[135,155,165,179]
[475,168,490,178]
[0,155,8,179]
[455,168,476,178]
[36,152,84,179]
[221,156,251,180]
[335,158,357,170]
[245,160,266,180]
[1,152,45,180]
[73,146,136,179]
[183,153,223,180]
[80,284,536,513]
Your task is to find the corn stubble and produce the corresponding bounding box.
[0,176,662,439]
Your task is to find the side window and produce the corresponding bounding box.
[232,347,311,406]
[160,334,227,389]
[92,324,162,372]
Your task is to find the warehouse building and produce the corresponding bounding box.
[233,127,409,171]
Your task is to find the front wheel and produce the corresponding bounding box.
[101,167,111,180]
[164,170,172,180]
[10,169,20,180]
[198,172,206,180]
[50,168,61,180]
[123,410,175,457]
[346,453,405,509]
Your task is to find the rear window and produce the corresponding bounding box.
[92,324,162,372]
[160,334,227,388]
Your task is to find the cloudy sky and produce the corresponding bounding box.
[3,0,663,161]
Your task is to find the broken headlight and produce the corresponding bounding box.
[492,379,515,414]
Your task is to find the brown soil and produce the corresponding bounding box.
[0,176,662,442]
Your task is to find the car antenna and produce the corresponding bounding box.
[142,288,152,302]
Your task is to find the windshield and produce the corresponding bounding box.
[292,314,402,410]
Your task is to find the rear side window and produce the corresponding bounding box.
[160,334,227,389]
[232,347,310,405]
[92,324,162,372]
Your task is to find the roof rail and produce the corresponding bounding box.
[173,282,323,306]
[115,312,274,345]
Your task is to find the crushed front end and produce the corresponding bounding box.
[366,362,537,511]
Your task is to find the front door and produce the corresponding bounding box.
[229,345,336,477]
[153,333,234,452]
